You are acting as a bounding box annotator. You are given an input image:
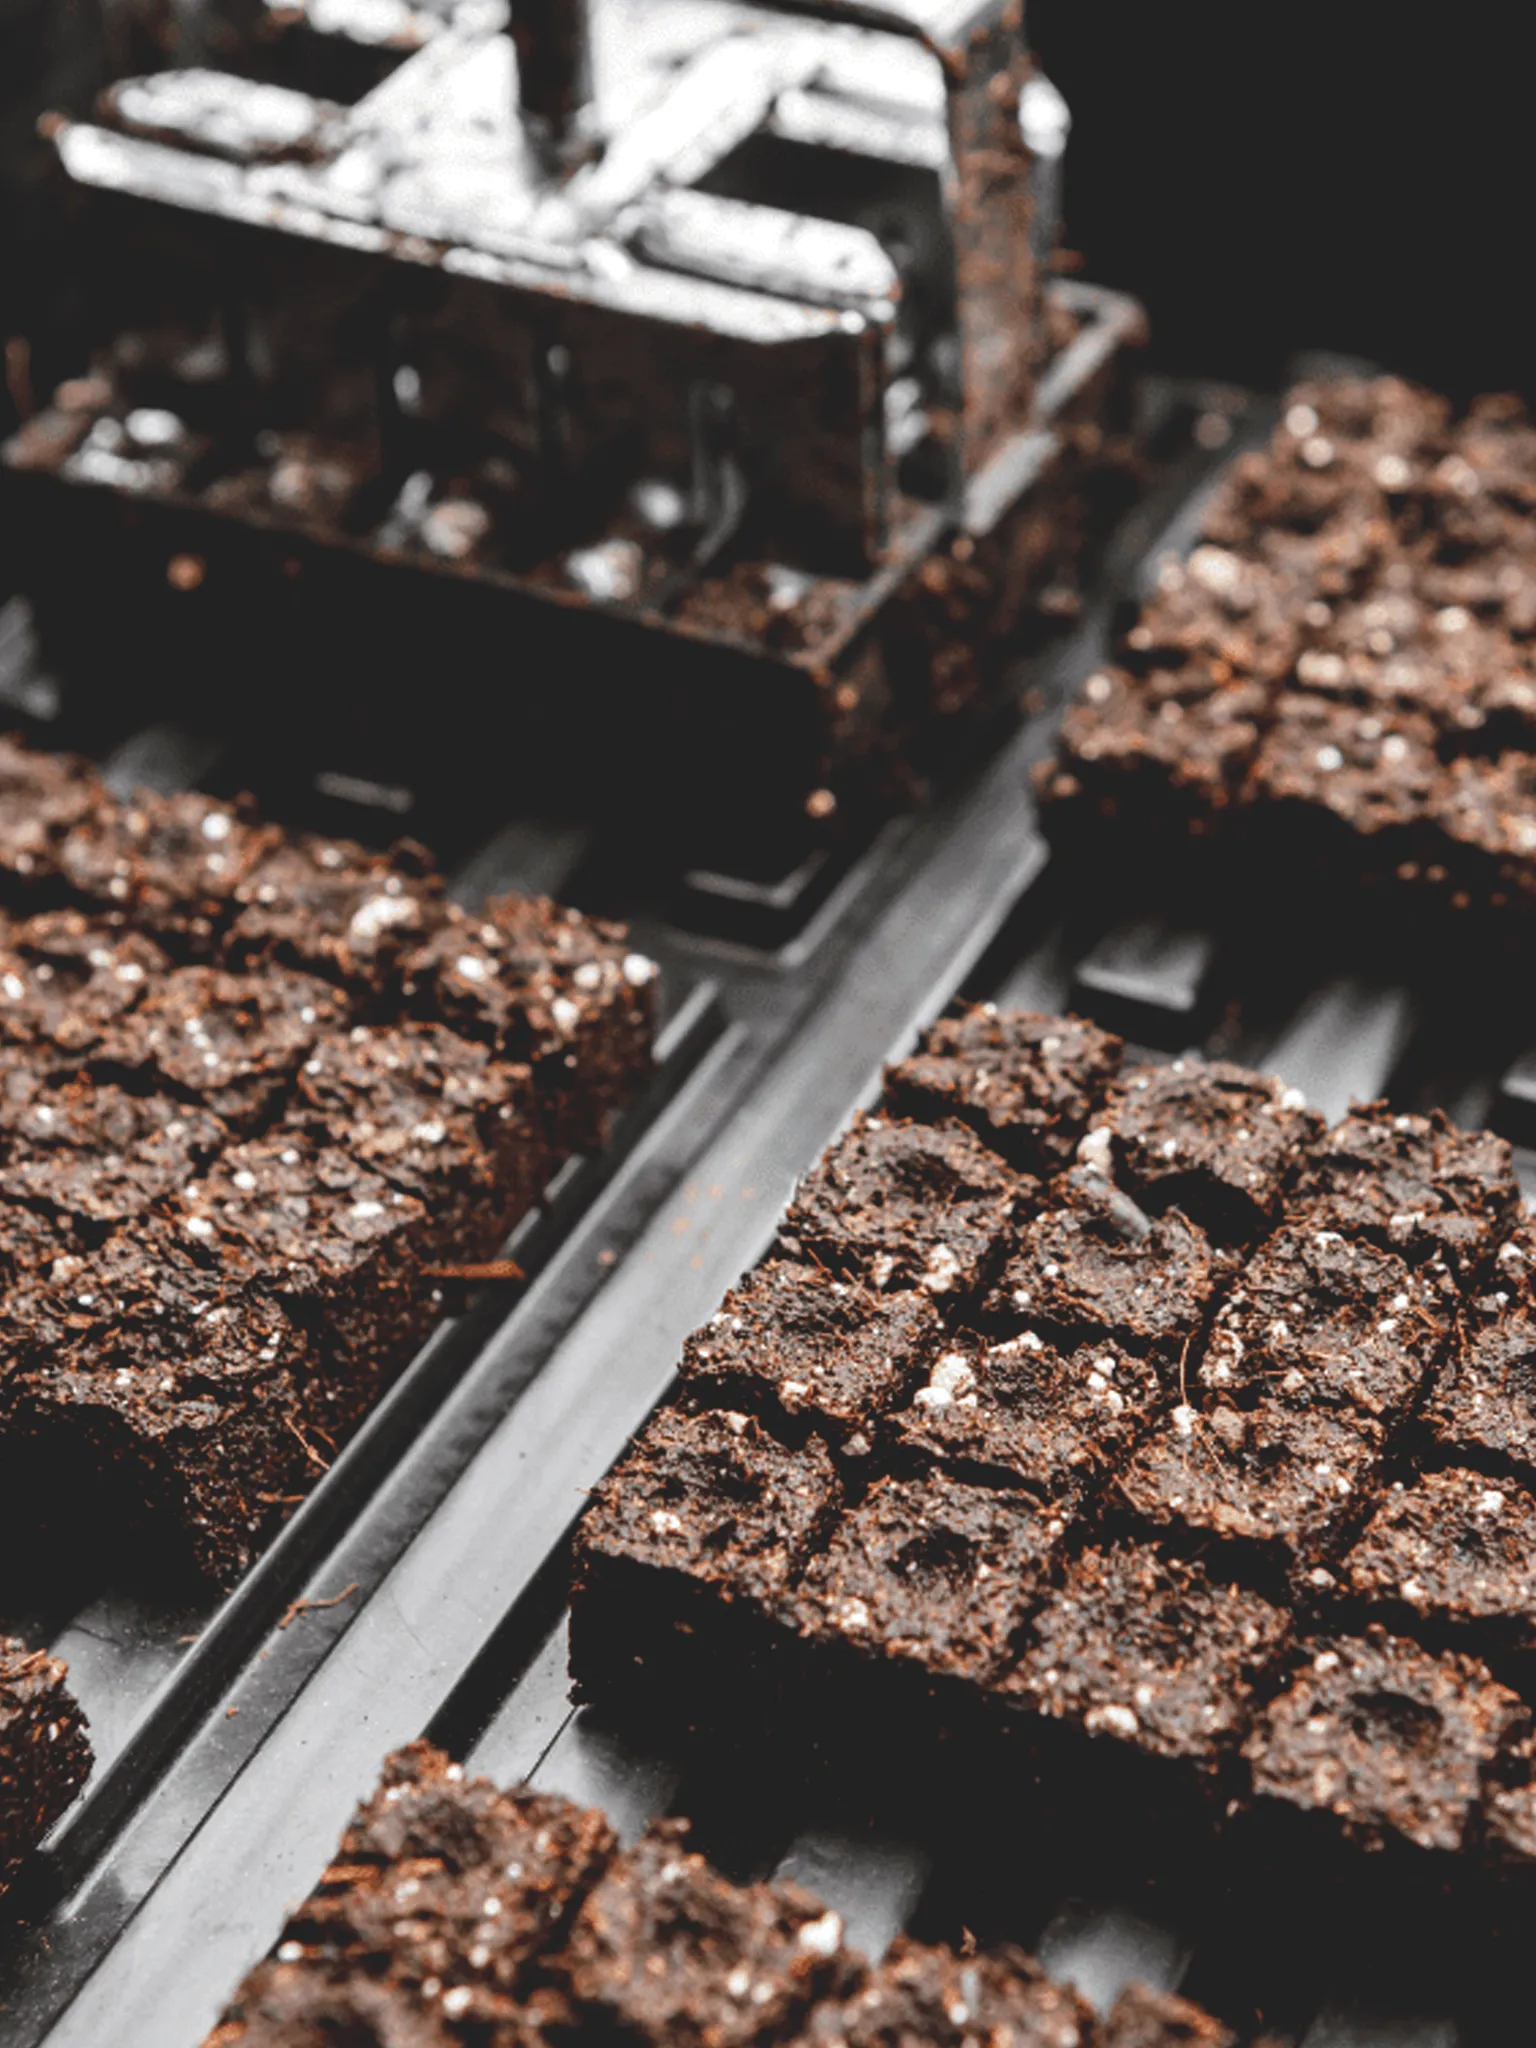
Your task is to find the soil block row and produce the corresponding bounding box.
[0,731,657,1894]
[202,1738,1240,2047]
[1038,375,1536,939]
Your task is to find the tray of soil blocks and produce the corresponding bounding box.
[1037,367,1536,1003]
[43,975,1536,2048]
[0,381,1262,2047]
[0,724,701,1903]
[27,469,1536,2045]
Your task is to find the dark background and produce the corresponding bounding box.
[1032,2,1536,395]
[3,1,1535,397]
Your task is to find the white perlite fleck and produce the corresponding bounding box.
[914,1353,977,1412]
[1188,545,1243,597]
[1085,1702,1139,1740]
[348,893,417,950]
[994,1330,1043,1356]
[922,1242,962,1292]
[1076,1125,1113,1176]
[796,1912,843,1957]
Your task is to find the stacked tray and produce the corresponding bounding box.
[2,368,1533,2047]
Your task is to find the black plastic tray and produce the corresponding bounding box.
[11,367,1514,2048]
[56,840,1534,2045]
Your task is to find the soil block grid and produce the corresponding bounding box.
[573,1010,1536,1890]
[0,382,1367,2047]
[1040,373,1536,950]
[0,729,662,1904]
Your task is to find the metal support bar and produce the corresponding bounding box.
[510,0,594,170]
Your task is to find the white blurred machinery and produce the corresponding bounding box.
[3,0,1144,824]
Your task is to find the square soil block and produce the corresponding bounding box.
[276,1743,615,2012]
[0,1219,333,1586]
[1100,1057,1321,1240]
[225,833,444,991]
[820,1938,1094,2048]
[92,963,350,1131]
[981,1184,1218,1361]
[1039,666,1267,840]
[1115,1396,1385,1582]
[557,1818,862,2048]
[678,1260,941,1438]
[1243,1628,1523,1855]
[1290,1104,1518,1281]
[571,1409,842,1720]
[0,1636,92,1896]
[780,1114,1026,1303]
[0,1081,228,1232]
[56,790,277,951]
[1198,1220,1447,1425]
[1425,1239,1536,1475]
[787,1469,1067,1690]
[1002,1541,1291,1776]
[0,909,166,1055]
[174,1131,436,1387]
[576,1408,841,1615]
[1340,1467,1536,1651]
[882,1006,1123,1176]
[401,896,658,1154]
[888,1328,1162,1506]
[292,1021,544,1260]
